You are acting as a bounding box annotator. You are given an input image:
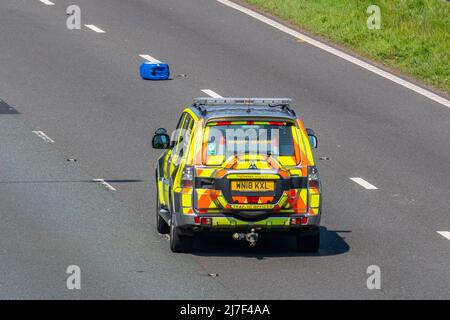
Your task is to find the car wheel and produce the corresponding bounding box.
[169,218,194,253]
[156,190,170,234]
[296,228,320,253]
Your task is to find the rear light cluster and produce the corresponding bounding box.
[290,216,308,225]
[196,216,305,226]
[308,166,320,189]
[182,166,194,188]
[194,217,212,225]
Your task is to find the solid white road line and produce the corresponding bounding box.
[85,24,106,33]
[139,54,162,64]
[350,177,378,190]
[437,231,450,241]
[32,131,55,143]
[39,0,55,5]
[92,179,117,191]
[216,0,450,109]
[201,89,223,98]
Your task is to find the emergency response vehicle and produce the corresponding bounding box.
[152,98,321,253]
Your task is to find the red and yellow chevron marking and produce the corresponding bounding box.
[231,196,275,204]
[182,207,194,214]
[296,119,315,167]
[176,117,321,216]
[226,174,280,180]
[292,189,308,213]
[196,189,220,210]
[196,168,216,178]
[308,187,320,215]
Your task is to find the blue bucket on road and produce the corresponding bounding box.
[140,62,170,80]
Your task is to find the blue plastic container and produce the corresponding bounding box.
[140,62,170,80]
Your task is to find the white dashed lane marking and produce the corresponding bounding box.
[92,179,117,191]
[32,131,55,143]
[216,0,450,109]
[201,89,223,98]
[437,231,450,241]
[350,177,378,190]
[139,54,162,64]
[85,24,106,33]
[39,0,55,5]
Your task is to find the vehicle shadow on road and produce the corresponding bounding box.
[192,227,350,258]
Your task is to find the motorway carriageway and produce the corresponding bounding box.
[0,0,448,299]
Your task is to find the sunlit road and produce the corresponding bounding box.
[0,0,449,299]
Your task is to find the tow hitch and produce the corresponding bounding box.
[232,228,259,246]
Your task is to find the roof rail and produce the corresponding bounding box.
[192,103,207,116]
[192,97,295,116]
[193,97,292,106]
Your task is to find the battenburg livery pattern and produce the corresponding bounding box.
[152,98,322,252]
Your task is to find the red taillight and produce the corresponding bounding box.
[290,216,308,225]
[201,218,212,225]
[194,217,200,224]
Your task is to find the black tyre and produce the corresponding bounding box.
[156,190,170,234]
[170,220,194,253]
[296,229,320,253]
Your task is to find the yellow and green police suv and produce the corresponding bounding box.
[152,98,321,253]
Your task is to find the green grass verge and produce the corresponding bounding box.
[242,0,450,93]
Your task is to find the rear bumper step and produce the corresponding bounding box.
[177,213,321,231]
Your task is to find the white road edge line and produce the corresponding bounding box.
[85,24,106,33]
[39,0,55,5]
[32,131,55,143]
[216,0,450,109]
[437,231,450,241]
[201,89,223,98]
[350,177,378,190]
[92,179,117,191]
[139,54,162,64]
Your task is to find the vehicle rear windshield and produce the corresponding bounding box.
[202,121,300,166]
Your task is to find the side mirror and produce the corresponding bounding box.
[152,128,170,149]
[306,128,318,149]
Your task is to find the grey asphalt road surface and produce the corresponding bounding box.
[0,0,449,299]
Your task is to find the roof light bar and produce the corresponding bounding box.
[193,97,292,106]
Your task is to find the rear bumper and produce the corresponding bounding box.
[176,212,321,233]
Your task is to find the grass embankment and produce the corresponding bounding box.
[242,0,450,93]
